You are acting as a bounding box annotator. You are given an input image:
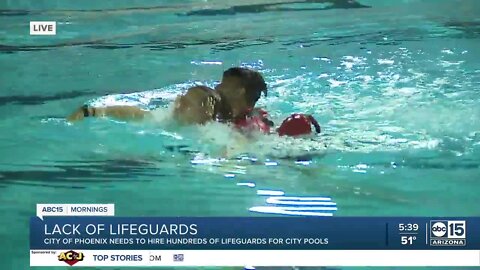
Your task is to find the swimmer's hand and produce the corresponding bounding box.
[67,105,150,122]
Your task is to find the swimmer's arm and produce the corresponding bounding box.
[67,105,150,122]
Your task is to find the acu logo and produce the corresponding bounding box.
[58,250,84,266]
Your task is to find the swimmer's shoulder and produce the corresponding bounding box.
[185,85,223,113]
[185,85,221,101]
[182,85,232,122]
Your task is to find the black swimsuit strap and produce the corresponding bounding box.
[307,115,321,133]
[82,105,90,117]
[82,105,96,117]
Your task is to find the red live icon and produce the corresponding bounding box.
[30,21,56,35]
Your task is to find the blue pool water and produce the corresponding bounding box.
[1,0,479,269]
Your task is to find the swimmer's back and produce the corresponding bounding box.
[173,86,222,124]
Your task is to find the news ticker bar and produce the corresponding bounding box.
[30,250,480,267]
[31,217,480,250]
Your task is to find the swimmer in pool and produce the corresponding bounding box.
[67,67,269,127]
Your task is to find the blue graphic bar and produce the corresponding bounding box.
[30,217,480,250]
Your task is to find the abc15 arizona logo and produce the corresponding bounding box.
[58,250,85,266]
[430,220,466,246]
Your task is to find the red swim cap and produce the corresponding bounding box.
[277,113,321,137]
